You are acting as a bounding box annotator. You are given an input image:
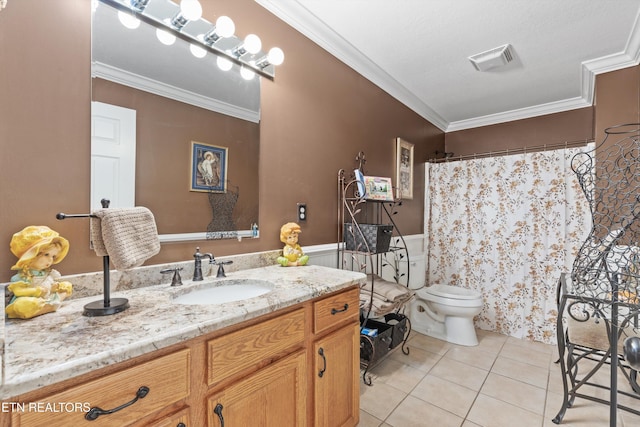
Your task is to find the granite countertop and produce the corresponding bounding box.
[1,265,366,399]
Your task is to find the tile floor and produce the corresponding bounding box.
[358,329,640,427]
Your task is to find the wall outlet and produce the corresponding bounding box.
[297,203,307,221]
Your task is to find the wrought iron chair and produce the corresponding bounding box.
[553,124,640,426]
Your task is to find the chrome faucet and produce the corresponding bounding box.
[193,247,215,281]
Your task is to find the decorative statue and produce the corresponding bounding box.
[277,222,309,267]
[6,226,73,319]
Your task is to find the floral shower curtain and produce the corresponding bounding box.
[425,145,593,344]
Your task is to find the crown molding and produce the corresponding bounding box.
[92,61,261,123]
[257,0,640,132]
[445,97,591,132]
[255,0,448,131]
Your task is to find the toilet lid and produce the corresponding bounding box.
[424,284,481,300]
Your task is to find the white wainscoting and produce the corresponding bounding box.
[305,235,426,285]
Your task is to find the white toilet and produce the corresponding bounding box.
[410,284,483,346]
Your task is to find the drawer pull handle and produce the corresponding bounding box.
[177,423,186,427]
[318,347,327,378]
[214,403,225,427]
[84,386,149,421]
[331,303,349,315]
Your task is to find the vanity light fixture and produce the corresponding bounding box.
[233,34,262,58]
[102,0,284,79]
[256,47,285,68]
[202,15,236,45]
[130,0,150,13]
[170,0,202,30]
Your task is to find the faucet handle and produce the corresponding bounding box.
[215,260,233,278]
[161,267,183,286]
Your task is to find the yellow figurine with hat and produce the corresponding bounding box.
[277,222,309,267]
[6,225,73,319]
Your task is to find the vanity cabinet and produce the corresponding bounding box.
[3,286,360,427]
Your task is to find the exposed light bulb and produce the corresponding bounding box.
[215,16,235,38]
[267,47,285,66]
[190,44,207,58]
[117,11,140,29]
[240,66,255,80]
[156,27,176,45]
[243,34,262,54]
[180,0,202,21]
[217,56,233,71]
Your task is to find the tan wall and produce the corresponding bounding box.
[593,65,640,140]
[445,108,594,157]
[0,0,443,277]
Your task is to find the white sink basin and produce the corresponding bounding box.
[173,279,274,305]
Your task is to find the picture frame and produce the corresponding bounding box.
[395,137,414,200]
[363,176,394,202]
[190,141,228,192]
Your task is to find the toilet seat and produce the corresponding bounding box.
[419,284,481,300]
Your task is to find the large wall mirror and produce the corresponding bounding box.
[91,0,261,241]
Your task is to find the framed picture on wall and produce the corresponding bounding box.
[395,137,414,200]
[190,141,228,192]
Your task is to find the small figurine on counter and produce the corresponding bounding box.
[6,226,73,319]
[277,222,309,267]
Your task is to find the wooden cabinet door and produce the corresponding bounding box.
[207,351,306,427]
[314,323,359,427]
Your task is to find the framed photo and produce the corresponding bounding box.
[363,176,394,202]
[190,141,228,192]
[395,137,414,200]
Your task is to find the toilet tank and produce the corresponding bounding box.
[379,253,426,288]
[407,254,426,288]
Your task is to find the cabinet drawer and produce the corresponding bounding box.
[314,287,359,335]
[207,308,305,387]
[12,349,190,427]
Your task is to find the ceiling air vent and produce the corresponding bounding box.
[468,44,514,72]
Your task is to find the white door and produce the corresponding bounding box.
[91,101,136,210]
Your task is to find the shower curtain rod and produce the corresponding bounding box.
[428,138,594,163]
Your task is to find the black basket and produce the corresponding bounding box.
[384,313,408,349]
[344,223,393,254]
[360,319,393,365]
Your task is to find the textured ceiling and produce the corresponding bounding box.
[257,0,640,131]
